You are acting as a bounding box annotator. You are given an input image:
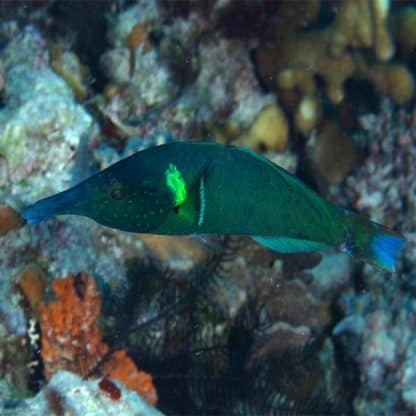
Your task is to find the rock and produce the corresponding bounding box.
[11,371,164,416]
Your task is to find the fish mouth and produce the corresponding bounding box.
[22,186,83,225]
[21,204,45,224]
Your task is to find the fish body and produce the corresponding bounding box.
[22,142,405,271]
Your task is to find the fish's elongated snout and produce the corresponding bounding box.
[22,186,83,225]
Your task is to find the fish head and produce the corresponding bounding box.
[69,167,172,232]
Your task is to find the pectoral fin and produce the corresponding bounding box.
[174,182,199,224]
[252,236,329,253]
[174,165,209,227]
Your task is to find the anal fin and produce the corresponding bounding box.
[252,236,329,253]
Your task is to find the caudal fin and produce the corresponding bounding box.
[343,210,406,272]
[370,233,406,272]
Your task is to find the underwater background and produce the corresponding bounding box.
[0,0,415,414]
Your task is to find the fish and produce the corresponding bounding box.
[22,141,405,272]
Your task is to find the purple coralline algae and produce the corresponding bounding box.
[332,99,416,414]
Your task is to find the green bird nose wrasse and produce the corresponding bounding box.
[22,141,405,272]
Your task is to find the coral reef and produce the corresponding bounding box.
[0,1,414,414]
[0,21,139,371]
[331,100,416,415]
[330,99,415,249]
[97,0,287,157]
[329,0,394,61]
[0,318,32,401]
[0,25,92,205]
[39,272,107,379]
[39,272,157,405]
[108,234,349,414]
[255,1,415,141]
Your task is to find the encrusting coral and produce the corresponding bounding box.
[237,103,289,152]
[18,264,46,315]
[306,120,359,185]
[0,205,24,236]
[39,272,157,406]
[50,43,90,100]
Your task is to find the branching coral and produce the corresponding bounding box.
[329,0,394,61]
[255,0,415,136]
[39,272,157,405]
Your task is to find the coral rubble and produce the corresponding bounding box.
[10,371,163,416]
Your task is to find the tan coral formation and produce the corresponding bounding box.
[237,104,289,152]
[307,120,358,184]
[51,43,90,100]
[329,0,394,61]
[138,234,209,272]
[255,0,415,136]
[18,264,46,315]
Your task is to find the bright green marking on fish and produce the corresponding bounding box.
[198,176,206,227]
[165,163,187,206]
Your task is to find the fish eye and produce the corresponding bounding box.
[108,181,124,200]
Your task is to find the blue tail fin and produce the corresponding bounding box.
[370,233,406,272]
[343,210,406,272]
